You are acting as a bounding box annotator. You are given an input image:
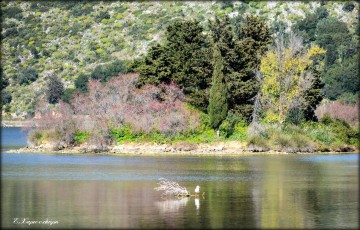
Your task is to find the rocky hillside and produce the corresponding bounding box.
[1,1,358,118]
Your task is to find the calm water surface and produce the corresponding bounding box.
[1,128,359,229]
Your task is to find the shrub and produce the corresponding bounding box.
[34,74,201,146]
[1,89,12,105]
[61,88,76,103]
[342,2,355,12]
[17,67,39,85]
[74,74,89,93]
[315,100,359,126]
[28,130,43,145]
[90,60,130,82]
[285,107,304,125]
[219,112,242,137]
[46,75,64,104]
[274,133,294,149]
[111,125,138,144]
[247,135,269,148]
[338,92,358,105]
[74,131,90,144]
[291,134,312,148]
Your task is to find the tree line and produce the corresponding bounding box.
[37,12,357,146]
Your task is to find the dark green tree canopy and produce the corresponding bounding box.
[315,17,354,67]
[209,15,271,119]
[292,6,328,45]
[46,75,64,104]
[133,16,271,120]
[75,74,89,93]
[322,56,359,100]
[134,20,212,111]
[17,67,39,85]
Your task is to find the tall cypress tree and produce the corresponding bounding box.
[208,45,228,129]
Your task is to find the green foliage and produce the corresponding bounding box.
[135,20,212,111]
[95,11,110,23]
[2,6,23,19]
[208,45,228,129]
[292,6,328,44]
[17,67,39,85]
[211,15,271,119]
[91,60,130,82]
[219,112,245,138]
[61,88,76,103]
[1,89,12,105]
[111,126,139,144]
[302,67,324,121]
[303,119,358,145]
[28,130,43,145]
[323,56,359,100]
[46,75,64,104]
[342,2,355,12]
[247,135,269,148]
[28,129,60,145]
[74,130,90,144]
[315,17,354,68]
[74,74,89,93]
[285,107,304,125]
[337,92,358,105]
[260,43,326,123]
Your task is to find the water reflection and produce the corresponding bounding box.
[155,197,190,214]
[194,198,200,210]
[1,153,358,229]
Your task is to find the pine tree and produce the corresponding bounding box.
[208,45,228,129]
[134,20,212,111]
[46,75,64,104]
[209,15,271,120]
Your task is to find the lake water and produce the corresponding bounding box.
[1,128,359,229]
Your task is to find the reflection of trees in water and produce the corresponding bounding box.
[155,197,190,214]
[154,197,191,228]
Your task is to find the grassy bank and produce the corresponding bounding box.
[29,114,358,154]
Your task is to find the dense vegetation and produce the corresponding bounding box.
[1,1,358,152]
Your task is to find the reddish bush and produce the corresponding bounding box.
[315,99,359,126]
[33,74,200,145]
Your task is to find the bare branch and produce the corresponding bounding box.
[154,178,189,197]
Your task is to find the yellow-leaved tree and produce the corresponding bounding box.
[260,33,326,123]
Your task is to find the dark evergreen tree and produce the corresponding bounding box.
[239,15,272,64]
[209,15,271,120]
[315,17,354,68]
[17,67,39,85]
[292,6,329,45]
[75,74,89,93]
[135,20,212,111]
[90,60,129,82]
[46,75,64,104]
[322,55,359,99]
[208,45,228,129]
[302,67,324,121]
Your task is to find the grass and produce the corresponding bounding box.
[30,114,358,153]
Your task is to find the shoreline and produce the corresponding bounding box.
[1,120,32,128]
[4,141,357,156]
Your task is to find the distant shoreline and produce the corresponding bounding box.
[4,141,357,156]
[1,120,33,128]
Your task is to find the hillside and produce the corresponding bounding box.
[1,1,359,118]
